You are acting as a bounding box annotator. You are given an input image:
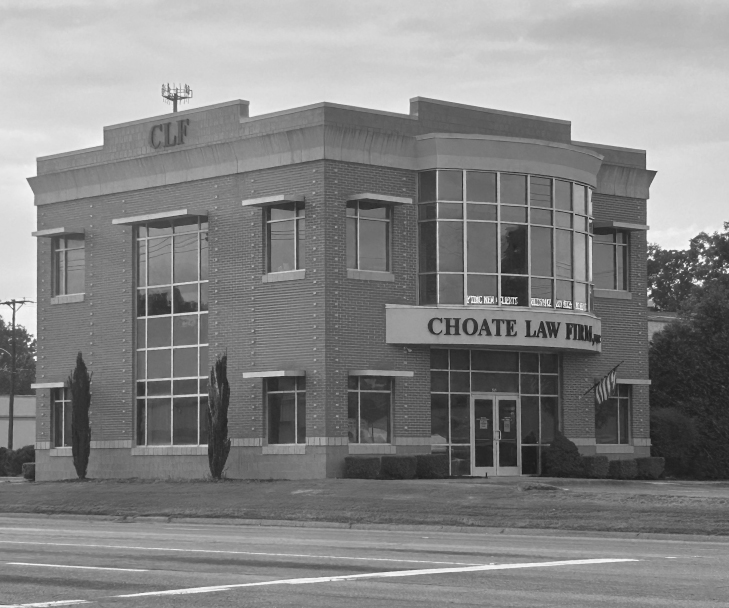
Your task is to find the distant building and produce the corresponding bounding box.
[0,395,36,449]
[29,96,655,480]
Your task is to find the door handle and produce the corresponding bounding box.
[494,430,501,441]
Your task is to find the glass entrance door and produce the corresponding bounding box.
[471,395,520,476]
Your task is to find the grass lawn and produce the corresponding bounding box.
[2,478,729,536]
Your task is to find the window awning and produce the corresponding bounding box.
[32,227,84,238]
[616,378,651,385]
[241,195,305,208]
[111,208,207,226]
[348,193,413,206]
[593,220,649,231]
[242,370,306,379]
[348,370,414,377]
[30,382,65,389]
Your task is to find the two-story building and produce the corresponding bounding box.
[29,97,655,480]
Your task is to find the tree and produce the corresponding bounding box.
[207,353,231,480]
[67,352,91,479]
[649,277,729,478]
[0,315,36,395]
[648,222,729,311]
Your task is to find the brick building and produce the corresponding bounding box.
[28,97,655,480]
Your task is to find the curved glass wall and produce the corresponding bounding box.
[418,170,593,311]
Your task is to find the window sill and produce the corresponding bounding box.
[595,444,634,454]
[348,444,396,454]
[50,293,85,305]
[131,446,208,456]
[262,270,305,283]
[262,444,306,455]
[594,289,632,300]
[347,269,395,282]
[49,447,72,457]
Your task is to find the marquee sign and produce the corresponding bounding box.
[385,305,602,352]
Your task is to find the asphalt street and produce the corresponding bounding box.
[0,516,727,607]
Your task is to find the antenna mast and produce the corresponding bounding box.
[161,83,193,112]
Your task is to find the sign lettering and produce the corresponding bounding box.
[386,306,603,353]
[150,118,190,149]
[426,316,601,346]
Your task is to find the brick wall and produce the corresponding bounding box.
[321,160,430,444]
[36,178,220,448]
[562,192,649,446]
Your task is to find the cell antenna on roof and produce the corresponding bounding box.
[161,83,193,113]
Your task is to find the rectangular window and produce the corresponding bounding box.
[596,385,631,444]
[53,236,85,295]
[348,376,392,444]
[593,230,629,290]
[267,377,306,444]
[52,387,72,448]
[346,202,390,271]
[267,202,305,273]
[136,217,209,446]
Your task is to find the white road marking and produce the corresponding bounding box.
[6,562,148,572]
[0,601,90,608]
[117,558,639,599]
[0,540,480,566]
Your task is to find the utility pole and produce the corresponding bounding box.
[1,299,33,450]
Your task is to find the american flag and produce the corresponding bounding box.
[595,367,618,404]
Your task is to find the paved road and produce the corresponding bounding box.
[0,516,727,607]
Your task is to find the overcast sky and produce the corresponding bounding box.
[1,0,727,336]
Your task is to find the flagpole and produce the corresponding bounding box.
[580,360,624,398]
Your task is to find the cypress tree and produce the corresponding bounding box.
[207,353,231,480]
[68,352,91,479]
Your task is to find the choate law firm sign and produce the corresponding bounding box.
[385,305,602,352]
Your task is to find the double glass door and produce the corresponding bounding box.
[471,394,520,476]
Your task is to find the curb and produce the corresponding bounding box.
[2,511,728,543]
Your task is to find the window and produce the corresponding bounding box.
[136,217,209,446]
[267,202,305,273]
[53,236,85,295]
[267,377,306,444]
[52,387,71,448]
[593,230,628,290]
[596,384,631,444]
[418,171,592,311]
[348,376,392,444]
[346,202,390,271]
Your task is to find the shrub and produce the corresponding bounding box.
[0,447,8,476]
[12,445,34,475]
[22,462,35,481]
[650,408,697,476]
[344,456,381,479]
[636,457,665,480]
[415,454,449,479]
[0,445,35,476]
[380,455,417,480]
[583,455,609,479]
[608,458,638,480]
[543,432,584,477]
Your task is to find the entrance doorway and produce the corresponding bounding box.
[471,394,520,476]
